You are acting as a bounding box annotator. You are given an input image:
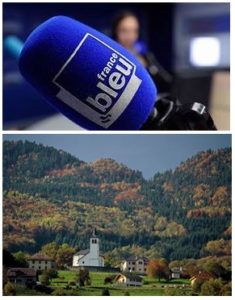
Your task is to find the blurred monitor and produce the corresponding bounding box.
[189,37,220,67]
[174,3,230,72]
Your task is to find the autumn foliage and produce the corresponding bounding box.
[147,259,170,281]
[3,141,231,262]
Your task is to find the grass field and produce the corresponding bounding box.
[49,271,192,296]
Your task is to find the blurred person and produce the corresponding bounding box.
[112,11,147,66]
[112,11,173,93]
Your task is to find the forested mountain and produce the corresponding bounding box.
[3,141,231,262]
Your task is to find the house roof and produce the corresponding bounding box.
[116,273,142,282]
[28,252,54,261]
[171,267,182,273]
[124,256,149,263]
[7,268,36,278]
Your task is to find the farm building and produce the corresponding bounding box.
[7,268,37,286]
[115,273,143,287]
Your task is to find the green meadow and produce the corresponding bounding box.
[48,271,191,296]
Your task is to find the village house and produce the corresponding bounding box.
[7,268,37,286]
[115,273,143,287]
[72,229,104,267]
[170,267,182,279]
[121,256,148,274]
[28,253,56,271]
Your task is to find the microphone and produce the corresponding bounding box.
[19,16,157,130]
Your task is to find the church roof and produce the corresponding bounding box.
[74,249,90,256]
[74,249,104,257]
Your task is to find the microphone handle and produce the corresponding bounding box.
[141,96,217,130]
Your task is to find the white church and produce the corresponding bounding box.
[72,229,105,267]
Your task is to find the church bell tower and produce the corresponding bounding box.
[89,228,100,258]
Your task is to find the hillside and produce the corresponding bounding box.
[3,141,231,261]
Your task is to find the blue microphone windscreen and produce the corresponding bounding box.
[19,16,157,130]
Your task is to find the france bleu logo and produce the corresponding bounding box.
[52,33,142,128]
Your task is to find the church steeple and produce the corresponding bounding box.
[91,227,97,238]
[90,228,99,257]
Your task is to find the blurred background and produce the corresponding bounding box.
[3,2,230,130]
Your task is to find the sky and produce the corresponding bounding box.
[3,134,231,179]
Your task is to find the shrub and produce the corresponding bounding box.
[45,268,58,279]
[75,268,91,287]
[52,288,67,296]
[164,287,188,296]
[124,291,130,296]
[192,278,205,294]
[40,273,50,285]
[52,288,79,296]
[221,282,232,296]
[4,282,16,296]
[200,278,224,296]
[34,284,53,294]
[67,290,80,295]
[102,288,110,296]
[104,275,116,284]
